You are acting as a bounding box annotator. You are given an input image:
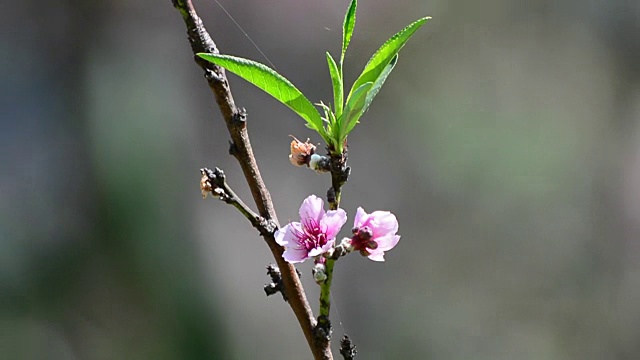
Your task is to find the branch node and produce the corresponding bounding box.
[264,264,284,298]
[203,68,223,83]
[232,108,247,125]
[261,218,278,234]
[314,315,332,342]
[264,264,290,301]
[327,146,350,210]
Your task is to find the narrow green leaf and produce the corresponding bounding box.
[318,102,339,149]
[346,17,430,103]
[341,0,357,65]
[335,58,397,149]
[317,101,332,122]
[326,52,343,118]
[341,82,373,146]
[361,54,398,118]
[197,53,324,132]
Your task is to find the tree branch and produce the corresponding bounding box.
[171,1,331,358]
[200,167,277,237]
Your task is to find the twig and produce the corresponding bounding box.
[171,1,331,359]
[316,147,352,351]
[200,167,276,237]
[264,264,286,300]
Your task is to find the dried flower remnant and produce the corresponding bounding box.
[275,195,347,263]
[288,136,331,173]
[289,136,316,167]
[200,169,213,198]
[346,207,400,261]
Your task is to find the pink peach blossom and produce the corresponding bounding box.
[275,195,347,263]
[349,207,400,261]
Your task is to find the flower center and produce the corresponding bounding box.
[350,226,375,252]
[293,218,329,251]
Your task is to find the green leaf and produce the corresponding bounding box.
[326,52,343,119]
[346,17,430,103]
[341,81,373,147]
[318,102,339,148]
[362,54,398,117]
[197,53,324,132]
[333,57,397,152]
[341,0,357,65]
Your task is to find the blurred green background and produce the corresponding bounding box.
[2,0,639,359]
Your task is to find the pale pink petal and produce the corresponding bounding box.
[375,235,400,252]
[367,250,386,262]
[369,211,398,238]
[299,195,325,223]
[353,207,369,228]
[307,248,323,257]
[282,247,309,263]
[274,224,291,246]
[275,223,299,246]
[321,208,348,239]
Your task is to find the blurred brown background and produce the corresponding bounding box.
[1,0,639,359]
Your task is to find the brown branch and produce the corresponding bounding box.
[200,167,277,237]
[171,1,331,359]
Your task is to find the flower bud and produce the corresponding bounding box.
[339,237,354,252]
[313,262,328,284]
[309,154,330,173]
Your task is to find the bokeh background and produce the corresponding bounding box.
[2,0,640,358]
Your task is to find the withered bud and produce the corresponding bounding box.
[200,170,213,199]
[289,136,316,167]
